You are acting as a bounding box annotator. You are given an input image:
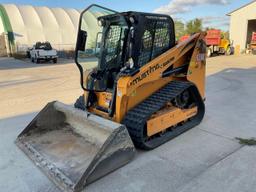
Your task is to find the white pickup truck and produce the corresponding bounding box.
[30,42,58,63]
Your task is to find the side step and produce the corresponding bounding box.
[16,101,135,192]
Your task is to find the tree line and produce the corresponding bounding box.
[174,18,229,40]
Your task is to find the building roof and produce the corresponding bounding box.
[227,0,256,16]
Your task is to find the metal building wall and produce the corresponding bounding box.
[229,2,256,52]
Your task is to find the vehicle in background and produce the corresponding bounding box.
[30,42,58,63]
[251,32,256,55]
[179,35,190,43]
[206,29,233,57]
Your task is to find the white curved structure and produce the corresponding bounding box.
[0,4,84,52]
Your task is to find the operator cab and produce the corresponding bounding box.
[75,5,175,92]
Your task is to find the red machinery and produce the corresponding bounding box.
[179,35,190,43]
[251,32,256,55]
[251,32,256,43]
[205,29,232,57]
[179,29,233,57]
[205,30,221,46]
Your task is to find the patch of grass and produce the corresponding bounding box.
[236,137,256,146]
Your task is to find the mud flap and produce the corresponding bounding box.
[16,101,135,192]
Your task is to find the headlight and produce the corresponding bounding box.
[129,16,135,24]
[98,19,104,27]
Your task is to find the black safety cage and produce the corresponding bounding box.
[98,11,176,70]
[125,12,176,68]
[75,5,176,92]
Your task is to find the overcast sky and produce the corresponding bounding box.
[0,0,253,30]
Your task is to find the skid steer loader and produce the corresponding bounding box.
[16,4,206,192]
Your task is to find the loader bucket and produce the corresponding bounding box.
[16,101,135,192]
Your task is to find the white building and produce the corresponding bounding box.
[228,1,256,53]
[0,4,100,56]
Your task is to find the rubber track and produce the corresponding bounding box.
[122,80,205,150]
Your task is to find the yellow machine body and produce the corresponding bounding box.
[86,33,206,138]
[219,39,231,52]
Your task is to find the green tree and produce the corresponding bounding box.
[185,18,203,34]
[205,27,215,31]
[174,20,186,40]
[221,31,230,40]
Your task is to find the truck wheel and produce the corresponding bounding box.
[74,95,86,111]
[207,48,212,57]
[252,49,256,55]
[225,46,232,56]
[53,58,57,63]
